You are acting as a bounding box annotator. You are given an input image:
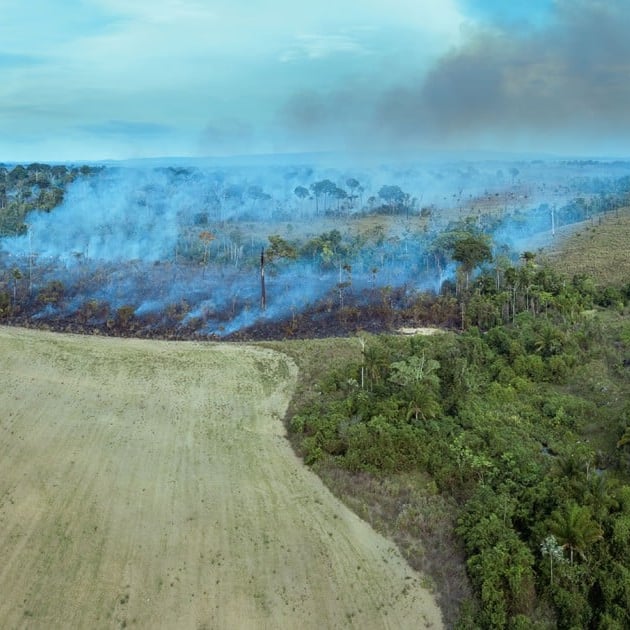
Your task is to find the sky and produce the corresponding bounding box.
[1,0,630,162]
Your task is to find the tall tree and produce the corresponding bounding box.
[346,177,360,208]
[378,185,406,214]
[451,234,493,290]
[293,186,309,209]
[310,179,337,214]
[548,502,603,564]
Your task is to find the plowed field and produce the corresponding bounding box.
[0,327,442,629]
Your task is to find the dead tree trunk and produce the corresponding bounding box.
[260,248,266,310]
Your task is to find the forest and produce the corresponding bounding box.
[1,157,630,340]
[283,239,630,627]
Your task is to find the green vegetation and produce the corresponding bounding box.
[279,245,630,627]
[0,163,99,236]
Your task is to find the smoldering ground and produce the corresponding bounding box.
[1,157,629,336]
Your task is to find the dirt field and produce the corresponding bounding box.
[0,326,442,629]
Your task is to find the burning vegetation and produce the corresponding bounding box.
[1,158,630,340]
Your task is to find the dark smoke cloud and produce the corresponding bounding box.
[278,84,377,154]
[380,1,630,141]
[281,0,630,155]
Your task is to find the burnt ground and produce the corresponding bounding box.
[1,286,459,342]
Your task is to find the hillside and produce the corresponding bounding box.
[541,207,630,286]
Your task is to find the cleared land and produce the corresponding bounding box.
[541,207,630,286]
[0,327,442,629]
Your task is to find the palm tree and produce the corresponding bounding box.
[390,354,441,422]
[363,345,389,390]
[405,387,441,423]
[540,535,564,585]
[548,502,603,564]
[533,323,565,357]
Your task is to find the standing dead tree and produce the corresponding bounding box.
[260,248,266,310]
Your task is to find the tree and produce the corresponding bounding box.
[301,229,344,268]
[448,234,493,329]
[223,183,244,206]
[266,234,297,262]
[293,186,309,209]
[362,341,391,390]
[521,251,536,265]
[541,535,565,585]
[332,186,348,213]
[247,185,271,210]
[533,323,565,357]
[451,234,493,290]
[548,502,603,564]
[8,165,27,186]
[346,177,360,207]
[36,186,64,211]
[378,185,406,213]
[389,353,440,390]
[310,179,337,213]
[389,354,441,422]
[461,511,536,626]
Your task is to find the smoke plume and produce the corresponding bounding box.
[281,0,630,156]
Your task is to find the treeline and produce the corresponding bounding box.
[288,260,630,628]
[0,163,99,236]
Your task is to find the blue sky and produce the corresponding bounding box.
[1,0,629,161]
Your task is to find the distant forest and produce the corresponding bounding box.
[0,163,101,237]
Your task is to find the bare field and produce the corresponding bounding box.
[0,327,442,629]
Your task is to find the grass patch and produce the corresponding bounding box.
[314,464,471,629]
[260,336,362,420]
[542,206,630,286]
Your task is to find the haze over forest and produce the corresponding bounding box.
[3,1,630,336]
[0,155,628,342]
